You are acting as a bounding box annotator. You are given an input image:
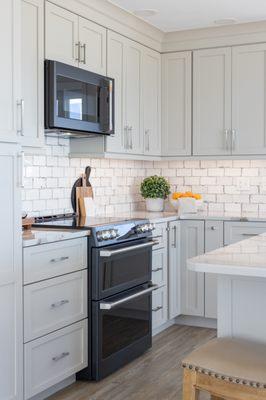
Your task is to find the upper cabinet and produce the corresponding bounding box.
[21,0,44,148]
[45,2,106,74]
[162,52,192,156]
[193,47,232,156]
[0,0,21,143]
[232,43,266,155]
[143,48,161,156]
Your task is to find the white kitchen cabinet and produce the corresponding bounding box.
[180,220,205,316]
[193,47,232,156]
[105,31,127,154]
[0,144,23,399]
[168,221,181,319]
[45,2,106,74]
[162,52,192,156]
[152,286,168,331]
[45,2,79,66]
[21,0,44,148]
[78,17,107,75]
[125,39,143,155]
[143,48,161,156]
[232,43,266,155]
[152,248,167,287]
[204,220,224,319]
[224,221,266,245]
[0,0,21,143]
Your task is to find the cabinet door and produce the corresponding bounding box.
[180,220,205,316]
[0,144,22,399]
[193,47,232,156]
[205,220,224,319]
[125,39,143,154]
[168,221,181,319]
[162,52,192,156]
[143,48,161,156]
[0,0,21,143]
[21,0,44,148]
[45,2,79,66]
[78,17,106,75]
[105,31,126,153]
[232,44,266,155]
[224,221,266,245]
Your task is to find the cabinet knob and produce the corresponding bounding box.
[211,226,216,231]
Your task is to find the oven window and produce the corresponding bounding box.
[102,295,150,359]
[56,75,99,123]
[102,250,150,291]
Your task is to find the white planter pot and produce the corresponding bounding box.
[145,198,164,212]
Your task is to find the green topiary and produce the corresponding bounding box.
[140,175,170,199]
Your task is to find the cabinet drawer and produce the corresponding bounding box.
[152,248,167,287]
[23,238,87,284]
[24,271,88,342]
[224,222,266,245]
[152,286,168,331]
[152,222,167,250]
[24,320,88,399]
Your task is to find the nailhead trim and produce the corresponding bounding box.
[182,362,266,389]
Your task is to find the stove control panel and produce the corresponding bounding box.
[135,223,155,234]
[96,229,119,242]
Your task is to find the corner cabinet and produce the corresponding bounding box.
[0,144,23,399]
[162,52,192,156]
[21,0,44,149]
[180,220,205,316]
[0,0,21,143]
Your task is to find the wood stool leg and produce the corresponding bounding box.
[183,369,199,400]
[211,396,223,400]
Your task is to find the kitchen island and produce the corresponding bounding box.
[188,233,266,343]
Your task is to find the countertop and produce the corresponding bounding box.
[23,228,90,248]
[188,233,266,278]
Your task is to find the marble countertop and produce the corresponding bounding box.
[23,228,90,248]
[105,211,178,223]
[188,233,266,278]
[179,211,266,222]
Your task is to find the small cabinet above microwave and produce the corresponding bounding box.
[45,60,114,138]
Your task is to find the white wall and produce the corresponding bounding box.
[22,137,266,216]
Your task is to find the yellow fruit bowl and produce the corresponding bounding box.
[170,192,203,213]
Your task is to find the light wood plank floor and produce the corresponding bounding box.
[49,325,216,400]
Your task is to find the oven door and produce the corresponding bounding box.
[91,239,157,300]
[45,60,114,135]
[92,283,157,380]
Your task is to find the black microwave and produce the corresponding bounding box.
[45,60,114,137]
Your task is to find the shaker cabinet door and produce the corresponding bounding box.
[232,43,266,155]
[0,0,21,143]
[45,2,79,66]
[180,220,205,316]
[143,48,161,156]
[162,52,192,156]
[193,47,232,156]
[21,0,44,148]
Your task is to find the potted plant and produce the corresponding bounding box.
[140,175,170,212]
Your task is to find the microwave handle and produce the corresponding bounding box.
[99,80,113,133]
[99,284,158,310]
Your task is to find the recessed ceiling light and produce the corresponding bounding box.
[133,9,158,18]
[214,18,238,26]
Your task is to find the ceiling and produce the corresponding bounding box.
[107,0,266,32]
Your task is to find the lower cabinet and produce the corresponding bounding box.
[224,221,266,245]
[180,220,205,316]
[152,286,168,330]
[24,320,88,399]
[168,220,181,319]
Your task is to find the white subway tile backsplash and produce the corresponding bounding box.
[21,137,266,217]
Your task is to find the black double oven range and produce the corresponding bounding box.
[34,214,158,380]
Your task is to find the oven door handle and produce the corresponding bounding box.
[99,240,159,257]
[99,284,158,310]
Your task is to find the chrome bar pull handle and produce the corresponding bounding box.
[152,267,163,272]
[145,129,150,151]
[231,129,237,151]
[51,299,69,309]
[172,225,177,248]
[50,256,69,263]
[52,352,70,362]
[100,240,159,257]
[224,129,230,151]
[152,306,163,312]
[17,99,24,136]
[75,42,81,62]
[80,43,86,64]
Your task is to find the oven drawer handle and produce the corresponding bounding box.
[99,240,159,257]
[99,284,158,310]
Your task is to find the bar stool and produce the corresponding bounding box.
[182,337,266,400]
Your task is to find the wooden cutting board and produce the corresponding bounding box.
[76,173,93,216]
